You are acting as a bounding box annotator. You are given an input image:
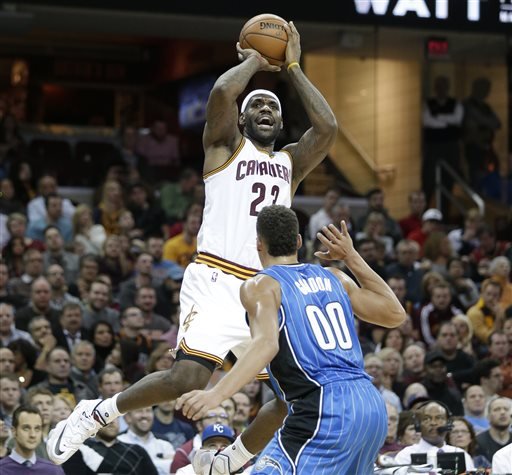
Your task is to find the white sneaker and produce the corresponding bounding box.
[47,399,105,465]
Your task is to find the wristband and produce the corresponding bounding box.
[287,61,300,72]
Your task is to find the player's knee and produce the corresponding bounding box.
[160,359,211,396]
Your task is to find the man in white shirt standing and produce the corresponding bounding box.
[394,400,474,471]
[118,406,175,475]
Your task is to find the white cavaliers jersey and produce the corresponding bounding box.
[196,137,292,276]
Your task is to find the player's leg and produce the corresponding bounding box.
[47,357,212,465]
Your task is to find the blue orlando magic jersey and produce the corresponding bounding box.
[259,263,370,402]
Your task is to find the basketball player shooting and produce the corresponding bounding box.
[47,19,338,472]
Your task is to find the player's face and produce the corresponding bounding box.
[241,95,282,146]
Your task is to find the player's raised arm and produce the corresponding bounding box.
[203,44,280,174]
[282,21,338,193]
[316,221,406,328]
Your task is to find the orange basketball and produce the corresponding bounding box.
[239,13,288,66]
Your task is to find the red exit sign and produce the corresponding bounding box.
[426,37,450,59]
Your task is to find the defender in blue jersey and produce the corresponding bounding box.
[178,205,406,475]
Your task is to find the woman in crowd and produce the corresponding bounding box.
[422,231,453,276]
[51,394,74,428]
[9,160,36,206]
[72,203,107,256]
[2,236,25,278]
[93,179,126,235]
[91,320,116,373]
[378,347,406,400]
[7,338,47,389]
[145,341,175,375]
[446,256,480,311]
[451,314,476,357]
[446,416,491,469]
[486,256,512,310]
[397,410,421,447]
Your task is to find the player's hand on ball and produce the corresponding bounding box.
[236,43,281,72]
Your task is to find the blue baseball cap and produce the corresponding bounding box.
[201,424,235,444]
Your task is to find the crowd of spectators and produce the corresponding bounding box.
[1,106,512,472]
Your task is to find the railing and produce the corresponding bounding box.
[434,160,485,216]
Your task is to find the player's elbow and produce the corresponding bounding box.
[383,307,407,328]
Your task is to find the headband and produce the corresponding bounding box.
[241,89,281,113]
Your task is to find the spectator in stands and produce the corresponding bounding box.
[385,239,424,305]
[0,347,15,375]
[2,237,26,279]
[127,182,166,239]
[418,282,464,347]
[71,418,158,475]
[0,374,21,427]
[396,410,421,448]
[469,225,512,282]
[487,256,512,310]
[7,339,46,389]
[398,190,427,239]
[152,399,195,449]
[356,187,403,245]
[42,226,79,285]
[118,252,154,310]
[467,279,505,345]
[421,351,464,415]
[70,341,98,399]
[14,277,60,332]
[0,178,24,215]
[118,406,175,475]
[144,342,174,375]
[434,321,475,391]
[27,194,73,244]
[71,204,106,256]
[90,320,115,373]
[27,173,75,223]
[402,344,426,387]
[0,303,33,347]
[474,359,504,404]
[447,208,483,256]
[307,187,341,240]
[451,314,476,357]
[0,418,10,459]
[0,404,65,474]
[9,160,36,207]
[175,424,240,475]
[402,383,429,411]
[379,401,402,456]
[136,118,181,181]
[421,75,464,208]
[46,265,81,313]
[407,208,444,256]
[463,385,490,434]
[68,254,99,301]
[98,234,132,294]
[134,286,170,339]
[93,179,125,236]
[118,307,153,363]
[50,394,73,429]
[486,331,512,398]
[347,238,387,282]
[445,257,480,311]
[6,212,45,253]
[462,77,501,191]
[377,347,406,401]
[422,231,453,276]
[8,249,43,302]
[37,347,95,406]
[146,235,184,291]
[162,209,201,268]
[159,168,200,226]
[118,125,147,180]
[356,211,396,261]
[446,416,491,470]
[82,279,121,333]
[474,396,512,465]
[170,405,229,474]
[24,386,54,458]
[364,353,402,412]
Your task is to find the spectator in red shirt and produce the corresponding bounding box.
[399,190,426,238]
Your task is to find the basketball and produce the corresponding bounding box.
[239,13,288,66]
